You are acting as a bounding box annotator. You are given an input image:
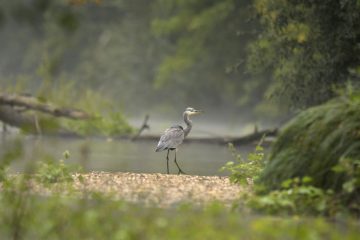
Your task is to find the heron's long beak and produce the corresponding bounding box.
[193,109,203,114]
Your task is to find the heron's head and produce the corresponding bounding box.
[184,107,203,116]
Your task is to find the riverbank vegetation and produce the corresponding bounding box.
[0,143,359,239]
[223,90,360,217]
[0,78,134,136]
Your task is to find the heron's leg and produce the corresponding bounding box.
[166,149,170,174]
[174,150,186,175]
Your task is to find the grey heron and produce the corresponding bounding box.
[155,107,203,174]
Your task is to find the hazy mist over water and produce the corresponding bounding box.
[1,135,248,176]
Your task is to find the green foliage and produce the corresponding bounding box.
[0,140,359,238]
[37,80,134,136]
[12,145,360,239]
[221,142,265,184]
[0,181,359,239]
[35,151,77,185]
[219,138,356,216]
[0,76,134,136]
[150,0,273,114]
[248,177,335,216]
[63,112,134,136]
[260,90,360,210]
[2,1,79,32]
[249,0,360,108]
[332,157,360,208]
[152,0,236,87]
[0,140,23,182]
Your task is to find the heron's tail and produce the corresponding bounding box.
[155,143,166,152]
[155,147,163,152]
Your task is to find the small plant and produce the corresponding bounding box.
[221,142,265,184]
[332,157,360,212]
[332,157,360,194]
[247,177,335,215]
[0,140,23,182]
[35,150,78,185]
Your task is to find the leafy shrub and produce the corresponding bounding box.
[260,90,360,206]
[63,111,134,136]
[331,157,360,211]
[332,157,360,194]
[35,151,78,185]
[53,85,134,136]
[0,190,359,239]
[221,142,265,184]
[247,177,335,216]
[2,78,134,136]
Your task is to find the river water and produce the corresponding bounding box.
[0,134,259,176]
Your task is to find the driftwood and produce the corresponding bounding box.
[122,128,278,146]
[132,114,150,140]
[229,128,277,145]
[0,105,36,130]
[0,93,91,134]
[125,113,277,146]
[0,93,91,119]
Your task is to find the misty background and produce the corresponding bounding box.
[1,0,359,137]
[0,0,290,137]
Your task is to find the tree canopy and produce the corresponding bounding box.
[0,0,359,121]
[248,0,360,108]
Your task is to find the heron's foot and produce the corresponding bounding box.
[178,169,186,175]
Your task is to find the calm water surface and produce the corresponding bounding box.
[1,134,258,176]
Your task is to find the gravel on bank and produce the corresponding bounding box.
[71,172,244,207]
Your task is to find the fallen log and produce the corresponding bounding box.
[0,92,92,134]
[229,128,277,145]
[127,114,276,146]
[120,128,278,146]
[0,105,36,130]
[0,93,91,120]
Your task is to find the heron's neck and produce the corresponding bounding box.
[183,112,192,137]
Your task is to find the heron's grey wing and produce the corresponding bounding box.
[155,127,185,152]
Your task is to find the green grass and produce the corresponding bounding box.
[0,143,358,240]
[0,189,359,240]
[259,90,360,209]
